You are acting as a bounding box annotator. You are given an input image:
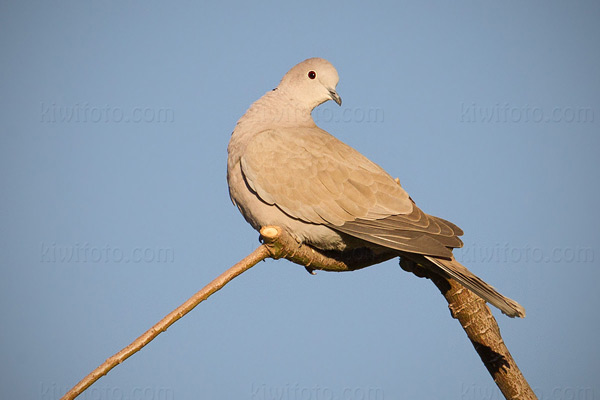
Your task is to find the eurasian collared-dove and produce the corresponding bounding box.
[227,58,525,318]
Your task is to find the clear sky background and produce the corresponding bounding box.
[1,1,599,399]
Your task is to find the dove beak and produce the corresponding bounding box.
[329,89,342,106]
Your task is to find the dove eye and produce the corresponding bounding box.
[308,71,316,79]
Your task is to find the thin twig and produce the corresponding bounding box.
[61,245,270,400]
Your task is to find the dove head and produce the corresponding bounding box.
[277,58,342,110]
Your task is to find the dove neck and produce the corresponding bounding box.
[238,89,317,130]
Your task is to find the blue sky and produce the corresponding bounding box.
[1,1,599,399]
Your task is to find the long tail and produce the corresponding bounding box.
[425,256,526,318]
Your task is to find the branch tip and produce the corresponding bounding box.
[260,226,281,240]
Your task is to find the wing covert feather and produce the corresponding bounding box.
[240,128,412,225]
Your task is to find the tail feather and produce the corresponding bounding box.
[425,256,526,318]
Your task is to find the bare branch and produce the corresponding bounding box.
[265,226,536,399]
[62,225,534,400]
[61,245,270,400]
[400,258,537,399]
[260,225,396,272]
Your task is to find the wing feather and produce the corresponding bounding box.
[240,127,464,258]
[240,128,412,225]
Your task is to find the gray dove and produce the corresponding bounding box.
[227,58,525,318]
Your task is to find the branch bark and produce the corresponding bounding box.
[62,226,534,400]
[400,258,536,399]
